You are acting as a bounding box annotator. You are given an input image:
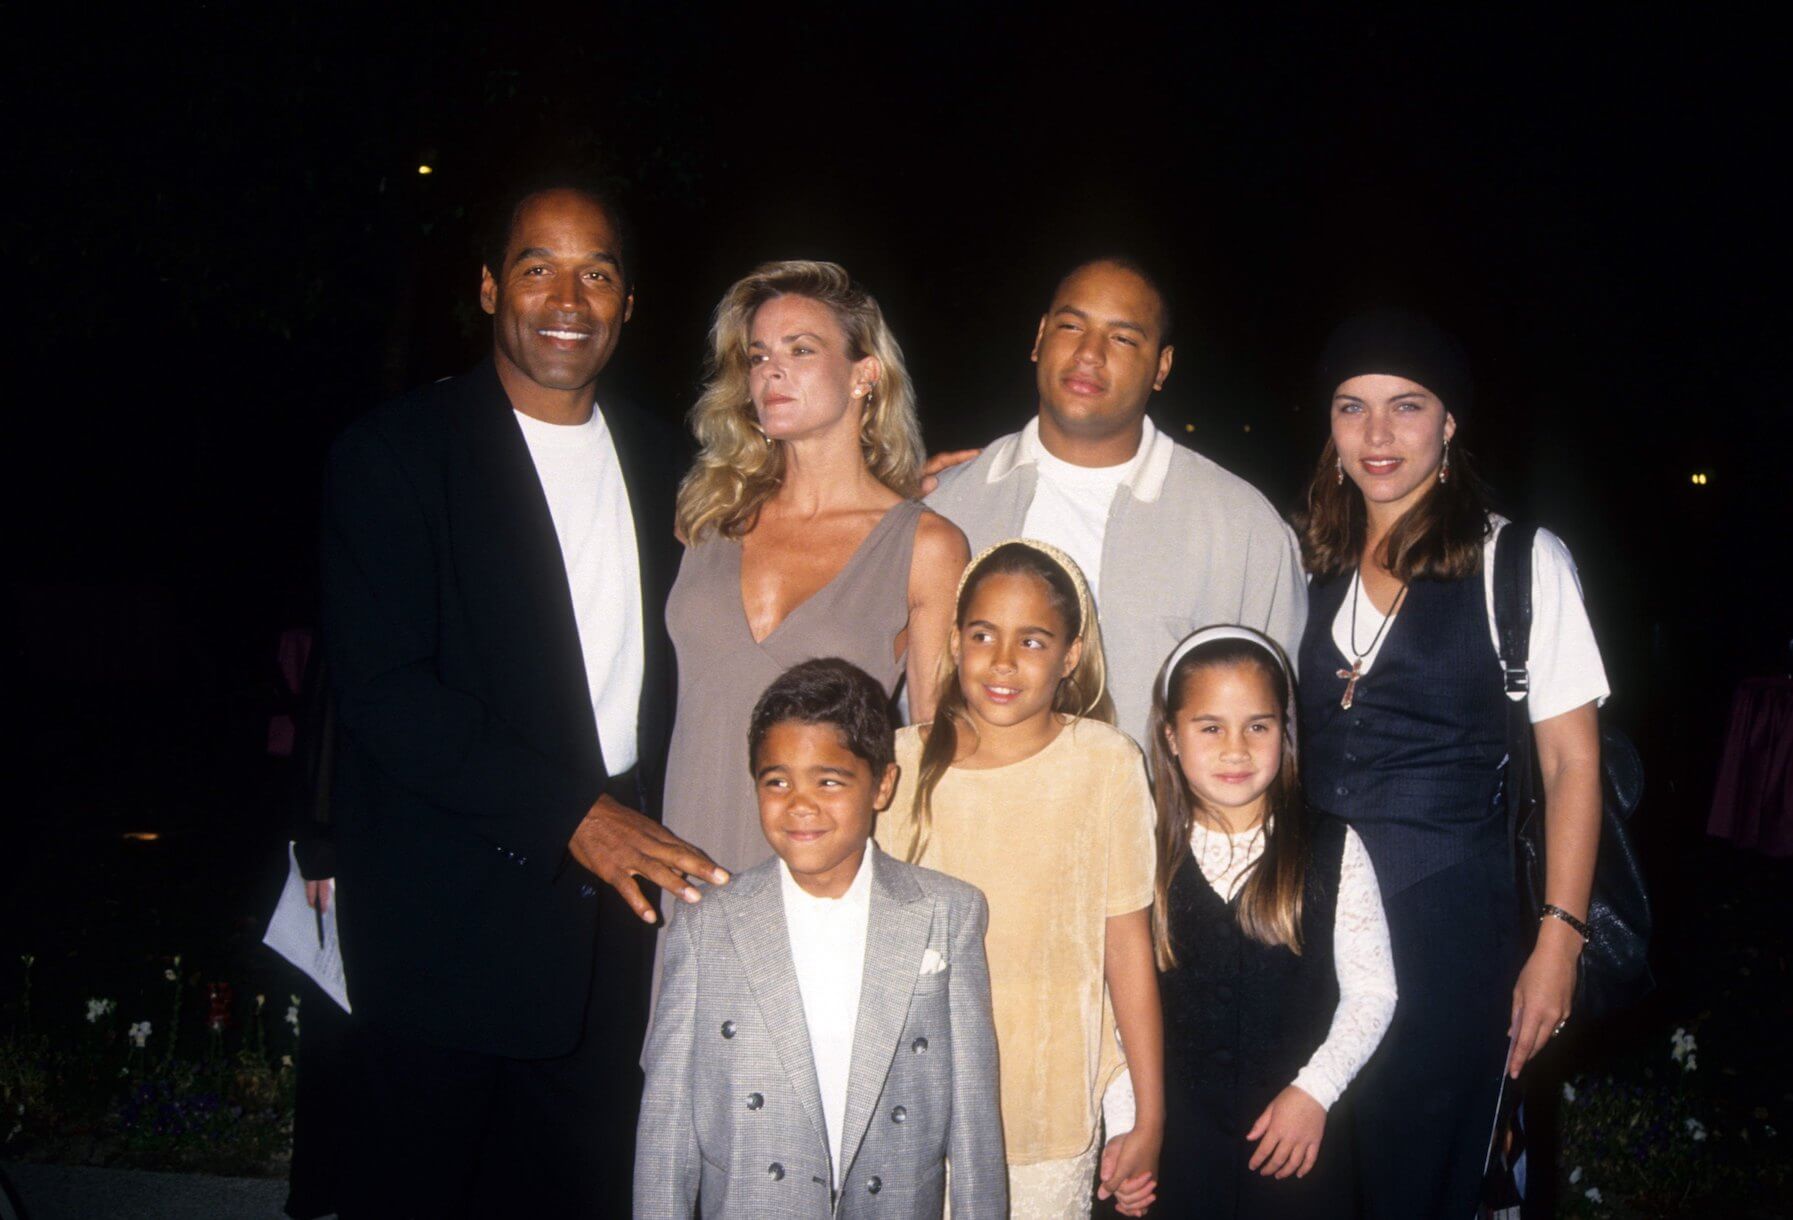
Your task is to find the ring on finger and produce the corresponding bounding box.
[1552,1018,1568,1037]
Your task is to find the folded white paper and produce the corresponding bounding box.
[263,842,351,1013]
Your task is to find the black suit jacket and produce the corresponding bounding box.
[321,359,680,1058]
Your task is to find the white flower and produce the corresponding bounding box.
[1585,1187,1603,1203]
[285,1004,301,1036]
[1686,1117,1707,1142]
[1684,1054,1697,1072]
[127,1020,152,1048]
[163,969,176,982]
[84,997,116,1024]
[254,994,266,1010]
[280,1054,293,1068]
[19,955,34,967]
[1670,1027,1698,1068]
[1569,1166,1583,1184]
[1562,1082,1577,1103]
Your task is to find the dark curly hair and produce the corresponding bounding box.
[747,658,897,777]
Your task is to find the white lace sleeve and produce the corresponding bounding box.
[1291,827,1397,1111]
[1102,1067,1137,1139]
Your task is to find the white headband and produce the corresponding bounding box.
[1159,625,1290,700]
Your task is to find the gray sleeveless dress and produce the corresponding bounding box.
[663,498,923,875]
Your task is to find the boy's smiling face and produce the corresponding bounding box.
[754,720,898,899]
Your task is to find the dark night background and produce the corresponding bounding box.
[4,3,1789,1204]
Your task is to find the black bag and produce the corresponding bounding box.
[1493,523,1652,1023]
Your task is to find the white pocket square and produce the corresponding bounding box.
[919,948,947,976]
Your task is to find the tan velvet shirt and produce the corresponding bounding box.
[876,718,1157,1163]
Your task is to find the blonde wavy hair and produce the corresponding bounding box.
[675,260,924,542]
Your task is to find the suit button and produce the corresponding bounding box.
[746,1092,763,1110]
[891,1105,907,1123]
[911,1036,928,1054]
[867,1176,882,1195]
[1344,752,1357,763]
[767,1163,784,1181]
[1335,785,1348,797]
[721,1021,737,1039]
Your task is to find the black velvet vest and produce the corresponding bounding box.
[1159,815,1347,1135]
[1298,570,1510,897]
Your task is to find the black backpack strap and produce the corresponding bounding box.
[1493,520,1538,693]
[1493,521,1541,893]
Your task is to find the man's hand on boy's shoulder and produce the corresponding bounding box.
[568,794,729,924]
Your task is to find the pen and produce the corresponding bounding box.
[314,887,326,949]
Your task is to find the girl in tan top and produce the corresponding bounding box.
[876,539,1163,1219]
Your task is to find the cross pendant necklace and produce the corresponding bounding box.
[1338,570,1409,710]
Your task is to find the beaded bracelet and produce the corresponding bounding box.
[1540,903,1591,942]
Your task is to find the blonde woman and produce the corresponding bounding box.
[662,260,968,878]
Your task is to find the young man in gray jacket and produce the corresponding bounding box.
[926,258,1307,743]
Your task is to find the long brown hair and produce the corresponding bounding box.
[1149,635,1307,967]
[1295,436,1493,581]
[901,541,1113,862]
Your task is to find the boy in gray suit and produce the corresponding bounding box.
[635,659,1007,1218]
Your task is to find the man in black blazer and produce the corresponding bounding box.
[320,180,726,1216]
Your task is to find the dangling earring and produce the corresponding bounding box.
[1439,444,1451,485]
[858,388,878,450]
[748,410,772,448]
[1335,458,1344,486]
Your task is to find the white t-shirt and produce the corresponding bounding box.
[1330,516,1610,722]
[1018,417,1156,602]
[780,842,875,1185]
[514,407,644,772]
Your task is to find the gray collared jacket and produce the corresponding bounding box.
[634,849,1007,1218]
[926,419,1308,743]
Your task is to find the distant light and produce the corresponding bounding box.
[1690,472,1711,486]
[122,832,161,842]
[1242,424,1252,433]
[417,164,434,175]
[1184,423,1195,433]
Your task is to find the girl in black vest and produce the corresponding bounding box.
[1149,627,1396,1220]
[1295,311,1608,1218]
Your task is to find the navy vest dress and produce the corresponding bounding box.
[1298,569,1522,1220]
[1156,815,1354,1219]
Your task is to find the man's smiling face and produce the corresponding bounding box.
[480,189,633,397]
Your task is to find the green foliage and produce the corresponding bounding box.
[2,954,297,1176]
[1557,1021,1789,1217]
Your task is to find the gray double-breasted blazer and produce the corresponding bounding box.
[634,848,1007,1218]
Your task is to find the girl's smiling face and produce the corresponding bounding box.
[952,571,1083,734]
[1166,661,1284,827]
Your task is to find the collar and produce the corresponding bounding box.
[985,414,1175,502]
[777,840,877,913]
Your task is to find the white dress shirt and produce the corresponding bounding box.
[779,841,876,1184]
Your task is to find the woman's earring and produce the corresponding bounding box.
[1335,458,1344,486]
[1439,444,1451,485]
